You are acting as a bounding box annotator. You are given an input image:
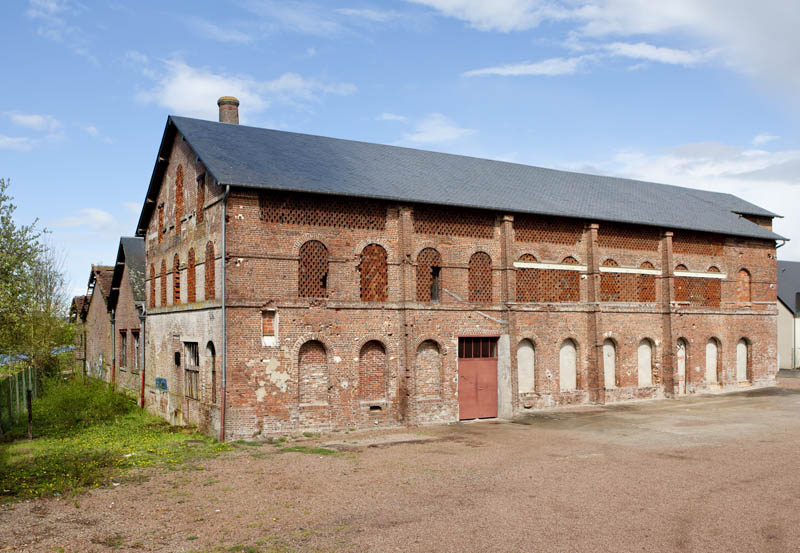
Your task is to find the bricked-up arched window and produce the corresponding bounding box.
[149,265,155,308]
[359,244,388,302]
[298,240,329,298]
[173,254,181,305]
[196,175,205,224]
[175,165,184,234]
[160,260,167,307]
[417,248,442,302]
[516,254,537,302]
[600,259,620,301]
[638,261,656,302]
[736,269,751,302]
[359,341,387,401]
[205,242,215,301]
[468,252,492,303]
[187,249,196,303]
[637,338,654,387]
[298,340,328,404]
[157,204,164,244]
[416,340,443,399]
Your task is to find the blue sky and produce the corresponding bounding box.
[2,0,799,296]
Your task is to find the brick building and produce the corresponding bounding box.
[135,98,783,440]
[107,237,146,398]
[69,295,89,373]
[84,265,114,380]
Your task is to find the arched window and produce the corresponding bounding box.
[298,241,328,298]
[298,340,328,404]
[705,338,720,384]
[149,264,155,308]
[187,249,196,303]
[173,254,181,305]
[603,339,616,389]
[160,260,167,307]
[675,264,688,271]
[736,339,750,382]
[637,339,653,387]
[638,262,656,302]
[359,244,388,302]
[676,338,688,394]
[175,165,184,234]
[157,204,164,244]
[600,259,620,301]
[736,269,751,303]
[206,341,216,404]
[517,339,535,394]
[559,339,577,392]
[468,252,492,303]
[516,254,537,302]
[205,242,215,301]
[417,248,442,302]
[359,341,387,401]
[416,340,442,399]
[196,175,205,224]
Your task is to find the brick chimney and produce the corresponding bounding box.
[217,96,240,124]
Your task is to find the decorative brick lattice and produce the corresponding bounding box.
[149,265,155,308]
[413,205,494,238]
[416,340,442,398]
[205,242,215,301]
[359,244,388,302]
[298,241,329,298]
[160,260,167,307]
[416,248,442,302]
[469,252,492,303]
[187,249,196,303]
[736,269,751,302]
[259,193,385,230]
[600,260,656,302]
[516,255,581,303]
[562,256,579,264]
[196,177,205,224]
[516,254,538,302]
[173,254,181,304]
[673,231,723,256]
[514,215,583,244]
[298,340,328,404]
[358,341,386,401]
[675,277,720,307]
[175,165,183,234]
[598,223,660,251]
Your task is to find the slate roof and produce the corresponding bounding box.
[108,236,146,312]
[136,115,784,242]
[777,260,800,314]
[70,295,89,323]
[89,265,114,301]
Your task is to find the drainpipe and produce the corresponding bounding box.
[220,184,231,442]
[139,309,146,408]
[110,308,116,387]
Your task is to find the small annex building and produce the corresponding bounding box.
[135,97,784,440]
[777,260,800,370]
[84,265,114,380]
[69,295,89,373]
[107,236,146,397]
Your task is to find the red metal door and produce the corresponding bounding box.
[458,338,498,420]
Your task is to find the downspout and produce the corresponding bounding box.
[139,309,146,408]
[220,184,231,442]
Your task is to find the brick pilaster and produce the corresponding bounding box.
[661,231,675,395]
[585,223,604,403]
[397,206,414,421]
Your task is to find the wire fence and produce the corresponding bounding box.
[0,366,38,434]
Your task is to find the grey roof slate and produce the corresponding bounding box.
[136,115,784,241]
[108,236,146,312]
[778,260,800,314]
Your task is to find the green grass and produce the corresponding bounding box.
[0,376,229,502]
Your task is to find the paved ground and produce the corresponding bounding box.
[3,380,800,553]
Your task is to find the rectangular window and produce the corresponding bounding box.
[132,331,140,371]
[184,342,200,399]
[120,331,127,369]
[262,310,277,347]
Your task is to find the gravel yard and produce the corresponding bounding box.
[4,380,800,553]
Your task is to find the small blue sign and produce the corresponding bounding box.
[155,377,167,391]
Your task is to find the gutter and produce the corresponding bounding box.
[220,184,231,442]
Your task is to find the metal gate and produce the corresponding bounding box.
[458,337,498,420]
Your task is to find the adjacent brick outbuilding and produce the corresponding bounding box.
[135,99,784,440]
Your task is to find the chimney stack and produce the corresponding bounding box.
[217,96,240,124]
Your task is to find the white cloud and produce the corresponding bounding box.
[186,16,255,44]
[83,125,99,137]
[336,8,403,22]
[377,112,407,122]
[403,113,475,144]
[753,133,779,147]
[241,0,344,36]
[6,112,62,133]
[601,41,713,65]
[0,136,39,152]
[52,207,116,231]
[135,59,356,120]
[563,139,800,257]
[408,0,566,32]
[464,55,589,77]
[26,0,97,63]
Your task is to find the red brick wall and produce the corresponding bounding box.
[114,262,142,395]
